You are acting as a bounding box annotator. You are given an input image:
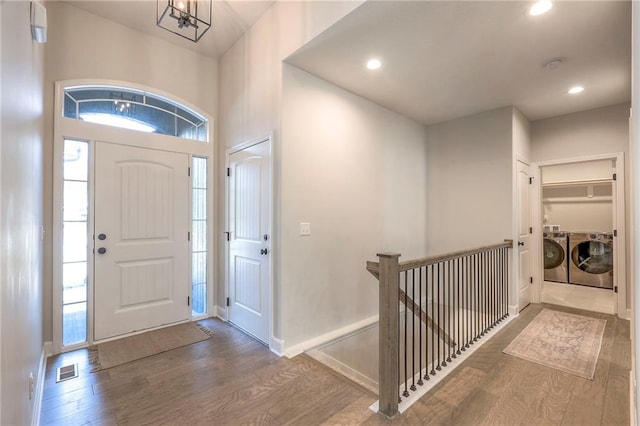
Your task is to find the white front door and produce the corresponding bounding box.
[228,140,271,343]
[517,160,531,310]
[94,142,190,340]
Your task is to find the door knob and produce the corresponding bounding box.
[260,248,268,255]
[518,241,524,247]
[98,233,107,240]
[97,247,107,254]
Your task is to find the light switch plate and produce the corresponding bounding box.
[300,222,311,236]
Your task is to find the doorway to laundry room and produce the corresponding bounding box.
[535,155,626,316]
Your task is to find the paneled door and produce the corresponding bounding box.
[517,160,531,310]
[94,142,190,340]
[228,140,271,343]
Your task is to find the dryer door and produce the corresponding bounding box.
[571,241,613,274]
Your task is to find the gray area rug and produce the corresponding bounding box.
[503,309,606,380]
[89,322,214,372]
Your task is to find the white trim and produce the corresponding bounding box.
[215,305,227,320]
[284,315,379,358]
[307,349,378,394]
[225,134,275,349]
[509,304,520,317]
[369,315,517,414]
[531,152,627,319]
[270,337,285,357]
[31,342,51,426]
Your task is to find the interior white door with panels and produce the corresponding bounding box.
[228,139,271,344]
[94,142,190,340]
[517,160,532,310]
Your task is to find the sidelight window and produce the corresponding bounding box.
[62,139,89,346]
[191,157,208,316]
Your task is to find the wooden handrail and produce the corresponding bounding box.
[367,240,513,276]
[398,240,513,272]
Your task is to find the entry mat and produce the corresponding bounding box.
[89,322,214,372]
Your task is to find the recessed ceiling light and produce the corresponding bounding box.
[568,86,584,94]
[366,58,381,70]
[529,0,552,16]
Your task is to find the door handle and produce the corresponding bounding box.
[518,241,525,247]
[97,247,107,254]
[98,233,107,240]
[260,248,268,255]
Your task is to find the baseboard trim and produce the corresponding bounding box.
[284,315,379,358]
[306,348,378,394]
[32,342,51,426]
[509,304,520,316]
[270,336,285,357]
[215,305,227,320]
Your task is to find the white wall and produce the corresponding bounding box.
[281,64,429,349]
[542,185,613,231]
[425,107,514,254]
[0,2,45,424]
[218,1,363,345]
[42,2,218,342]
[513,107,531,163]
[531,104,630,162]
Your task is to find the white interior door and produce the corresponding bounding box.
[94,142,190,340]
[228,140,271,343]
[517,160,531,310]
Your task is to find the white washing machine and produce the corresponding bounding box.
[568,232,614,289]
[543,231,568,283]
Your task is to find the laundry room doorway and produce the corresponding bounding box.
[531,153,627,318]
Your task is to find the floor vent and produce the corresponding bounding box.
[56,363,79,382]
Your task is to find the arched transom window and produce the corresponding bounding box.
[63,85,208,142]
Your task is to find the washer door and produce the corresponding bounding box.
[543,239,565,269]
[571,241,613,274]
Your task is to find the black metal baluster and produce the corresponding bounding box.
[491,249,496,328]
[403,272,409,398]
[456,257,461,356]
[463,255,468,351]
[482,251,487,336]
[447,260,452,363]
[444,261,450,365]
[411,269,416,392]
[418,267,424,386]
[494,249,498,326]
[436,262,441,371]
[473,254,480,342]
[430,264,435,377]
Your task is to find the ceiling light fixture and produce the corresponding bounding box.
[568,86,584,94]
[157,0,212,43]
[529,0,552,16]
[366,58,382,70]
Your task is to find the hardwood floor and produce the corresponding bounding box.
[41,303,630,425]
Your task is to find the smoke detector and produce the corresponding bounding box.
[543,57,565,70]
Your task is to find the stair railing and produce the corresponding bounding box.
[367,240,513,418]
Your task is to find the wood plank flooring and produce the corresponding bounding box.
[40,303,630,425]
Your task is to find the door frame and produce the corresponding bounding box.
[52,79,214,354]
[530,152,627,319]
[224,134,275,352]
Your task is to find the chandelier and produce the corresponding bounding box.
[157,0,212,43]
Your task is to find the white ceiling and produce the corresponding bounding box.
[63,0,275,58]
[286,1,631,125]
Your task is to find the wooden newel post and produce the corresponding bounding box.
[378,252,400,418]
